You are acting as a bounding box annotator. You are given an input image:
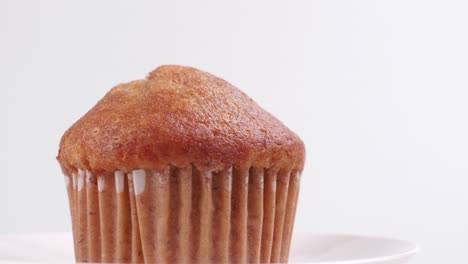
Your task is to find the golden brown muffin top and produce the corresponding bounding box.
[57,65,305,175]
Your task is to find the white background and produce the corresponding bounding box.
[1,1,467,263]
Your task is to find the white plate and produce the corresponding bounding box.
[290,233,419,264]
[0,232,419,264]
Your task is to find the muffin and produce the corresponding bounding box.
[57,65,305,263]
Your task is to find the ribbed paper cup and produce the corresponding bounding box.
[64,166,301,263]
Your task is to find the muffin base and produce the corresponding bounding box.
[65,166,301,263]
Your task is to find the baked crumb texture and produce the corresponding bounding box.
[58,65,305,176]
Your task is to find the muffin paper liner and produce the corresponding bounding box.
[65,166,301,263]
